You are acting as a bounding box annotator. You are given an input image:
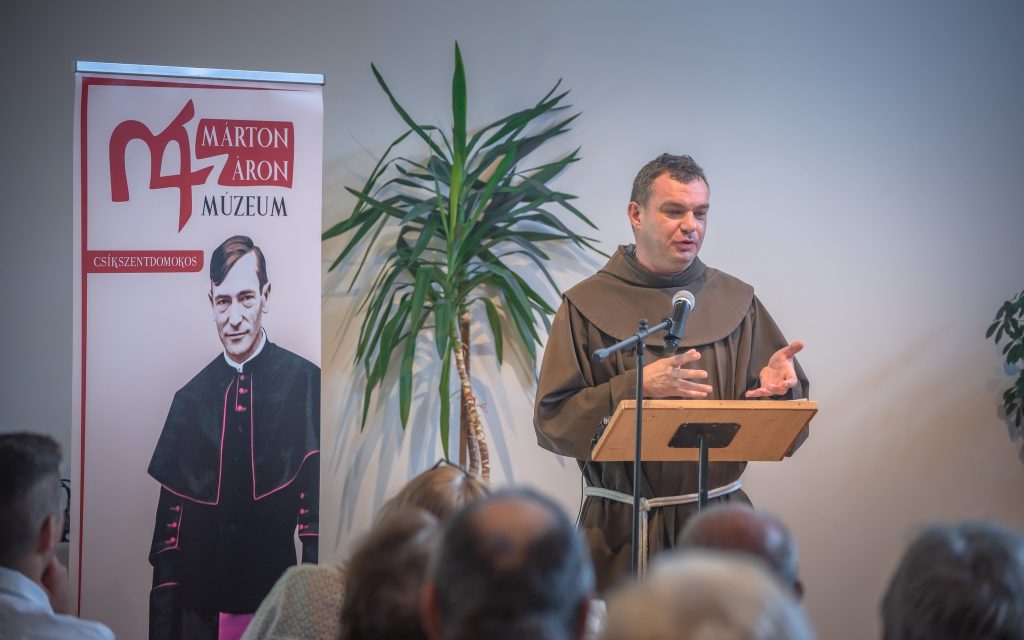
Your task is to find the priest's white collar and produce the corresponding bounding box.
[223,329,267,372]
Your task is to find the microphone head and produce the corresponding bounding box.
[673,289,696,309]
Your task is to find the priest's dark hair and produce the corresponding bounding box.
[428,487,594,640]
[210,235,269,289]
[881,522,1024,640]
[630,153,709,206]
[0,433,62,567]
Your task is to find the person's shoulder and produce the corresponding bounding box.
[278,563,346,591]
[562,248,626,306]
[264,563,346,613]
[173,353,228,396]
[265,342,320,375]
[244,564,345,640]
[15,612,117,640]
[702,267,755,302]
[677,267,756,346]
[57,615,116,640]
[562,268,611,306]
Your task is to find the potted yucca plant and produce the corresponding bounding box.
[324,44,603,480]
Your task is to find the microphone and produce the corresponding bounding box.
[664,290,695,353]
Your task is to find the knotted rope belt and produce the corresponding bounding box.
[582,479,743,576]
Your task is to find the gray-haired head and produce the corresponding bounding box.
[881,522,1024,640]
[603,551,816,640]
[425,487,594,640]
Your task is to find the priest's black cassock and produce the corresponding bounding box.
[147,340,319,639]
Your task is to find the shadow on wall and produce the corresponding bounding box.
[322,152,448,549]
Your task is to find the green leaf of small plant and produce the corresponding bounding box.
[986,321,999,339]
[987,288,1024,439]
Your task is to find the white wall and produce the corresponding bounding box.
[3,2,1023,639]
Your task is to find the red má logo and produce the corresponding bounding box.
[108,100,295,232]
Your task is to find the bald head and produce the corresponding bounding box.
[678,504,800,596]
[471,493,560,570]
[425,488,594,640]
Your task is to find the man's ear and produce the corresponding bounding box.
[261,283,271,313]
[36,513,58,557]
[421,582,443,640]
[627,201,642,229]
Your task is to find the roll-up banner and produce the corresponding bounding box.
[72,62,324,639]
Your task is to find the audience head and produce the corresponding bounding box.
[881,522,1024,640]
[423,487,594,640]
[604,551,815,640]
[0,433,63,574]
[677,503,802,597]
[341,508,440,640]
[377,460,489,524]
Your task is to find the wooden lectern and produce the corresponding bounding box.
[588,399,817,575]
[592,399,817,463]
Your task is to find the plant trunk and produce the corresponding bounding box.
[458,319,468,469]
[455,310,489,481]
[458,313,476,471]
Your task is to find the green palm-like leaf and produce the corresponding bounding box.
[479,297,504,364]
[987,289,1024,436]
[326,43,606,458]
[438,349,453,459]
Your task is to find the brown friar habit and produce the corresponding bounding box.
[534,245,808,592]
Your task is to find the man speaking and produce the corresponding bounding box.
[534,154,807,592]
[147,235,320,639]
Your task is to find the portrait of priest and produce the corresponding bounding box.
[146,235,320,640]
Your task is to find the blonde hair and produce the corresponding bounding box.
[377,463,489,524]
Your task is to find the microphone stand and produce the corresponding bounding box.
[592,316,673,579]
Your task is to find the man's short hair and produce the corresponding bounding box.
[630,153,708,206]
[603,551,815,640]
[677,504,800,591]
[430,487,594,640]
[210,235,269,289]
[342,508,439,640]
[0,433,62,566]
[881,522,1024,640]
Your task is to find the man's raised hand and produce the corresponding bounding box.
[643,349,713,398]
[41,556,72,615]
[745,340,805,398]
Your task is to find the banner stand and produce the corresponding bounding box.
[73,61,324,639]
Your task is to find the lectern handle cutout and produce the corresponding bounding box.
[668,422,740,449]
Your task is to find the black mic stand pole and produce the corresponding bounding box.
[592,316,673,580]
